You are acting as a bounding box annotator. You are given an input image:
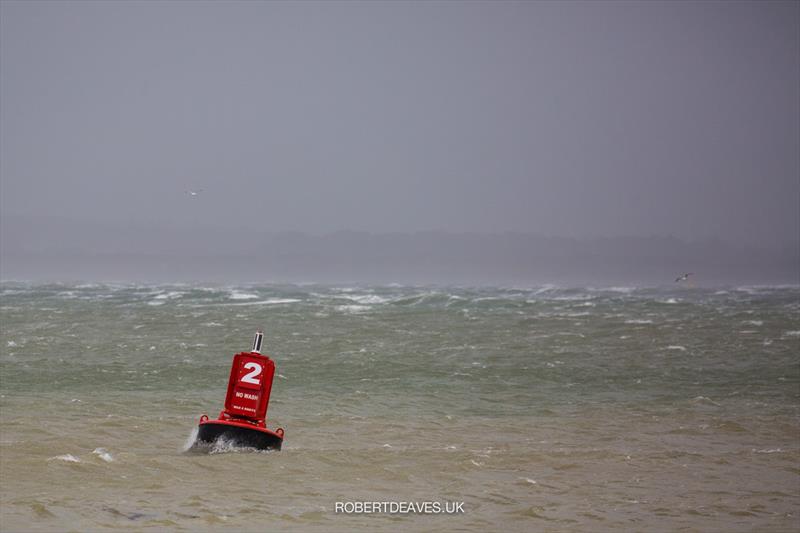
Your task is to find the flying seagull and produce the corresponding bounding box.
[675,272,693,283]
[185,189,203,198]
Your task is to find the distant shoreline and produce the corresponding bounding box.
[2,216,797,286]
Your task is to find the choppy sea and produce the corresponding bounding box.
[0,282,798,532]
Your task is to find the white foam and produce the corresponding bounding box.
[208,437,264,455]
[783,331,800,337]
[743,320,763,326]
[204,298,301,307]
[625,319,653,324]
[666,345,686,351]
[333,287,358,293]
[532,284,560,295]
[336,305,370,313]
[49,454,81,463]
[550,295,593,301]
[154,291,184,300]
[348,294,390,304]
[6,341,17,347]
[228,291,259,300]
[93,448,114,462]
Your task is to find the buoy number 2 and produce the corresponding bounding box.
[241,362,263,385]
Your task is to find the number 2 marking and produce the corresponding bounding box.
[241,362,262,385]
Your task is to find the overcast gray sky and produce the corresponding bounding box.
[1,0,798,248]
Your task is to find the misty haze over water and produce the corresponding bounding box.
[1,1,798,286]
[1,214,796,286]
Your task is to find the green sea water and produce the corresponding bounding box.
[1,283,798,531]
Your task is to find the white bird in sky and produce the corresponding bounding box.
[675,272,694,283]
[184,189,203,198]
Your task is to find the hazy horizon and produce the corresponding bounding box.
[2,213,797,286]
[1,1,798,283]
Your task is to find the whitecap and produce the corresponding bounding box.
[335,305,370,313]
[205,298,301,307]
[742,320,763,326]
[154,291,184,300]
[252,298,300,305]
[6,341,16,347]
[49,454,81,463]
[348,294,390,304]
[783,331,800,337]
[550,295,593,301]
[333,287,358,293]
[531,284,560,295]
[228,291,259,300]
[666,345,686,351]
[625,319,653,324]
[93,448,114,462]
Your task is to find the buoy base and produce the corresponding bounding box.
[192,417,283,451]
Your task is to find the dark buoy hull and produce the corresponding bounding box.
[194,419,283,451]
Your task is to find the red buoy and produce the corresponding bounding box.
[191,330,284,451]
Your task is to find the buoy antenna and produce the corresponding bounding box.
[252,329,264,354]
